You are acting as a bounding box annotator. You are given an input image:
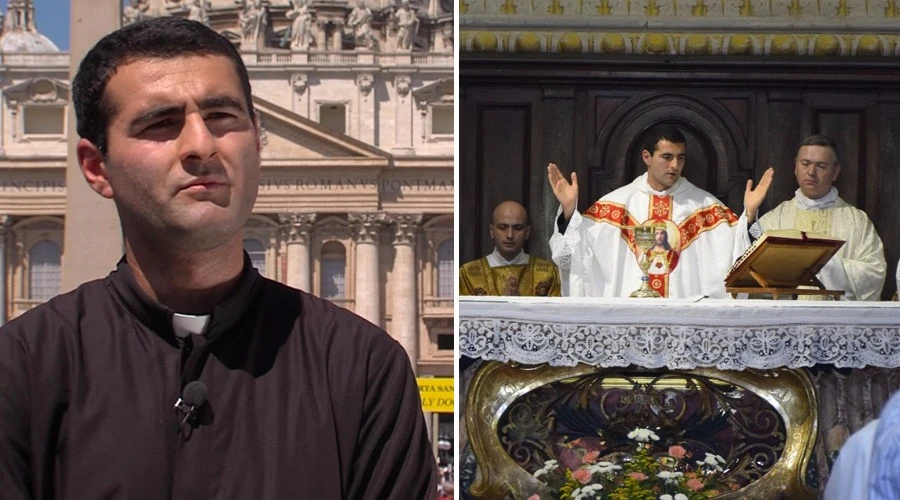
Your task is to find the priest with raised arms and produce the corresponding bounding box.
[750,134,886,300]
[547,124,774,298]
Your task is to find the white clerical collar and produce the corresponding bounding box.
[172,313,211,339]
[640,172,683,196]
[793,187,838,210]
[487,249,529,267]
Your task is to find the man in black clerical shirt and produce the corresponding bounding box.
[0,17,438,499]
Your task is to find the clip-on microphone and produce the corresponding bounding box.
[174,380,208,431]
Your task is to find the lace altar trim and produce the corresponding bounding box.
[459,318,900,370]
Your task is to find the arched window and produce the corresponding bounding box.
[29,240,61,301]
[243,239,266,277]
[320,242,346,300]
[437,238,454,297]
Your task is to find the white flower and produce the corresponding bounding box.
[657,471,683,479]
[659,495,674,500]
[572,483,603,500]
[703,453,725,471]
[627,428,660,443]
[675,494,689,500]
[533,459,559,478]
[589,462,621,475]
[656,470,684,485]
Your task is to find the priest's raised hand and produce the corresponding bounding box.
[548,162,579,221]
[744,167,774,224]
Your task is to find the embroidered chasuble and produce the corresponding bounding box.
[459,256,561,296]
[758,194,886,301]
[550,173,750,298]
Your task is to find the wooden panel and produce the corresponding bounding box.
[876,103,900,299]
[477,105,531,257]
[815,109,864,207]
[759,95,803,214]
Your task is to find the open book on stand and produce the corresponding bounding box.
[725,229,846,299]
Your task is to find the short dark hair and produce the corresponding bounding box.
[72,17,254,155]
[798,134,840,164]
[642,124,687,155]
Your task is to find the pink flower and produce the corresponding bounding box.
[686,477,705,491]
[572,469,592,484]
[527,495,541,500]
[668,445,687,459]
[582,451,600,464]
[627,472,647,481]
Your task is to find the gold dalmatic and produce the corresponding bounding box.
[459,257,561,296]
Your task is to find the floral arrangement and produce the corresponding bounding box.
[529,427,740,500]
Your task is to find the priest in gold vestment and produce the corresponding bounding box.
[459,201,561,296]
[751,134,886,300]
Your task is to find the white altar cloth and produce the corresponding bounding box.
[459,297,900,370]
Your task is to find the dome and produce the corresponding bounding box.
[0,30,59,52]
[0,0,60,53]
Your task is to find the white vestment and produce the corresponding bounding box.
[550,173,750,298]
[757,189,886,301]
[824,419,878,500]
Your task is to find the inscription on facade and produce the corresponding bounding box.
[259,178,453,191]
[0,180,65,191]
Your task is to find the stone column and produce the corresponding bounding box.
[392,74,414,156]
[331,21,344,51]
[314,21,327,51]
[349,212,386,325]
[389,214,422,371]
[0,215,11,326]
[355,73,375,144]
[279,213,316,291]
[62,0,122,291]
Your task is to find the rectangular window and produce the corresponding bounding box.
[431,105,453,136]
[23,106,65,135]
[437,334,454,351]
[319,104,346,134]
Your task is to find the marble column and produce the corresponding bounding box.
[349,212,386,326]
[0,215,10,326]
[390,214,422,371]
[331,22,344,51]
[63,0,122,291]
[279,213,316,291]
[391,75,414,156]
[355,73,375,144]
[314,21,327,51]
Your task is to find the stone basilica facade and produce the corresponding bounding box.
[0,0,454,446]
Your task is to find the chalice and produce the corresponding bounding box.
[629,224,662,298]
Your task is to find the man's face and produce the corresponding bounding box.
[642,140,686,191]
[490,204,530,261]
[85,55,261,252]
[641,139,684,191]
[794,145,840,200]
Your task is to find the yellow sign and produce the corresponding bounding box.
[416,377,454,413]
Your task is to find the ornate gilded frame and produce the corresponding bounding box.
[466,362,818,499]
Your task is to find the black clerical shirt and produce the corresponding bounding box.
[0,257,438,499]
